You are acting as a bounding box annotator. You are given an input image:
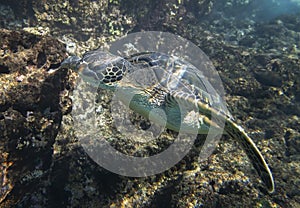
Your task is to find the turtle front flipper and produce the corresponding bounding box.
[225,119,275,193]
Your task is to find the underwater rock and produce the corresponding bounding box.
[0,29,71,206]
[0,0,300,207]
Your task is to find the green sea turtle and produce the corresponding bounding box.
[61,50,275,193]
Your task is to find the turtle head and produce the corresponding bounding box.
[62,51,133,90]
[76,51,132,90]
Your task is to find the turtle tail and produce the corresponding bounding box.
[225,119,275,193]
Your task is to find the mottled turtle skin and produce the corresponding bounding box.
[62,50,275,193]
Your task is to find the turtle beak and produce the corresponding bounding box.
[61,56,81,69]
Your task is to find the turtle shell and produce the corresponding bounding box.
[125,52,230,118]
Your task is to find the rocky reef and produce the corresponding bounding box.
[0,0,299,207]
[0,29,73,206]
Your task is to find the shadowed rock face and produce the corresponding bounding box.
[0,29,71,206]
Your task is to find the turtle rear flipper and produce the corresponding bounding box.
[225,120,275,193]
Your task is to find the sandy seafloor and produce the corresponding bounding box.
[0,0,300,207]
